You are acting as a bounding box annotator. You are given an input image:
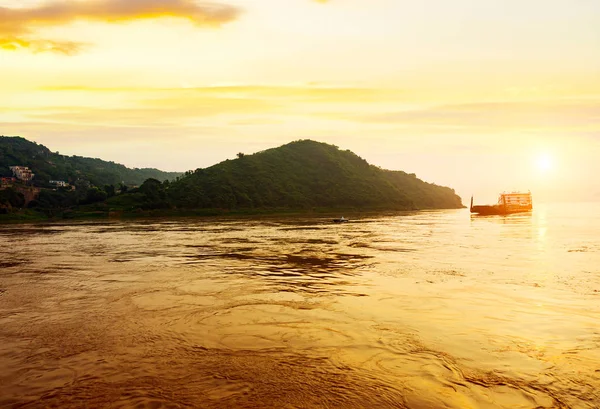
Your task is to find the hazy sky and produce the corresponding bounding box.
[1,0,599,203]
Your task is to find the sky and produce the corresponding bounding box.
[1,0,599,204]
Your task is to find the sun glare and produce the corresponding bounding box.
[536,153,554,173]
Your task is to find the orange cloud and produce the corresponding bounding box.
[0,0,241,54]
[0,36,85,55]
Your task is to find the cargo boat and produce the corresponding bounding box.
[470,192,532,215]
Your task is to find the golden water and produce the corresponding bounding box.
[1,203,599,408]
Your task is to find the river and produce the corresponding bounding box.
[1,203,599,408]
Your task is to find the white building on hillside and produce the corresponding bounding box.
[49,180,68,188]
[9,166,34,182]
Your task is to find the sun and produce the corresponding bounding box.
[535,153,554,173]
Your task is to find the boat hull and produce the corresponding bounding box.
[470,205,531,216]
[470,193,533,216]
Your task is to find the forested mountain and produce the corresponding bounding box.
[0,136,182,187]
[167,140,463,210]
[1,137,463,218]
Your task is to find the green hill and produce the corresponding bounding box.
[0,136,182,187]
[1,137,463,219]
[167,140,463,211]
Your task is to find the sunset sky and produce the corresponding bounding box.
[1,0,599,203]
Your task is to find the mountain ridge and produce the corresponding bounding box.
[0,136,182,187]
[1,137,463,218]
[166,139,464,211]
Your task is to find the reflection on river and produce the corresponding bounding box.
[1,203,599,408]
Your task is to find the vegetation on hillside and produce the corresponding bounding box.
[1,138,463,220]
[0,188,25,213]
[166,140,463,211]
[0,136,182,187]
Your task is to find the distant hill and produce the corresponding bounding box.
[167,140,463,210]
[0,136,182,187]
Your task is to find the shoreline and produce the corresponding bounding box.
[0,205,466,224]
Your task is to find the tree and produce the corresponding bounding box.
[83,187,108,204]
[139,178,170,209]
[103,184,116,198]
[0,188,25,209]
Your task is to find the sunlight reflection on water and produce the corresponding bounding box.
[0,203,599,408]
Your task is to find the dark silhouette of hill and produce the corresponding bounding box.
[168,140,463,210]
[0,136,182,187]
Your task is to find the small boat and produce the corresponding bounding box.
[333,217,348,223]
[470,192,532,215]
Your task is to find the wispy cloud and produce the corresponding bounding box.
[319,99,600,132]
[0,0,241,54]
[36,84,406,103]
[1,84,407,128]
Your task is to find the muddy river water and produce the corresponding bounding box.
[1,203,599,408]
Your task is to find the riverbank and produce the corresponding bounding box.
[0,204,460,224]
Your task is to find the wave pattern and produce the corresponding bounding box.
[1,204,599,408]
